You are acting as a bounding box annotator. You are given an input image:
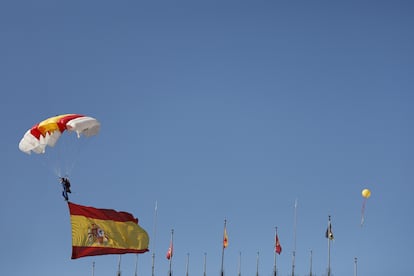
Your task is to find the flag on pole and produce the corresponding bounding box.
[166,241,173,260]
[68,202,149,259]
[275,234,282,254]
[223,227,229,248]
[325,220,334,240]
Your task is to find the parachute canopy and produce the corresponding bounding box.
[19,114,100,154]
[362,188,371,199]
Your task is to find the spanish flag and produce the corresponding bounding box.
[166,241,173,260]
[275,234,282,254]
[68,202,149,259]
[223,227,228,248]
[325,219,334,240]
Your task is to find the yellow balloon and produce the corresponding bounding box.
[362,189,371,198]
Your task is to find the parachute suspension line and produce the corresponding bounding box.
[52,135,70,178]
[52,149,65,178]
[55,131,91,178]
[63,132,75,177]
[30,148,61,179]
[39,152,55,176]
[68,132,93,175]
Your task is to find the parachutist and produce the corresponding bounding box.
[60,177,71,201]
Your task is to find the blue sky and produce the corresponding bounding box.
[1,1,413,275]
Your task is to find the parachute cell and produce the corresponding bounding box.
[19,114,100,154]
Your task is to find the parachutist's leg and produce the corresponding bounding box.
[62,191,68,201]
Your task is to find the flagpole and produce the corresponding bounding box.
[309,250,313,276]
[273,227,277,276]
[328,238,331,276]
[169,229,174,276]
[221,219,227,276]
[354,257,358,276]
[237,251,241,276]
[291,199,297,276]
[151,200,158,276]
[361,197,367,226]
[203,253,207,276]
[92,261,95,276]
[327,215,331,276]
[185,253,189,276]
[256,251,260,276]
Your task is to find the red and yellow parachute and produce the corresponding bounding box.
[19,114,100,154]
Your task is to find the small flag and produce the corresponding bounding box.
[68,202,149,259]
[275,234,282,254]
[223,227,228,248]
[166,241,173,260]
[325,221,334,240]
